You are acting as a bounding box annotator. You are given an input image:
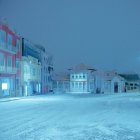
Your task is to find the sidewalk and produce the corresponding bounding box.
[0,97,25,102]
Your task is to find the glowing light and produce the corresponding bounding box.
[2,83,8,90]
[38,84,41,93]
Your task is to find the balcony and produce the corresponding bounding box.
[0,66,17,74]
[0,42,17,54]
[0,65,5,72]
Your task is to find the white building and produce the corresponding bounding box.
[69,64,96,93]
[21,56,41,96]
[52,72,70,93]
[119,74,140,93]
[93,71,125,93]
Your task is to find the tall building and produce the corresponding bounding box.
[0,19,22,97]
[35,44,54,94]
[21,40,54,95]
[21,38,41,96]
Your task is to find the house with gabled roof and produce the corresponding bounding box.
[68,63,96,93]
[92,71,125,93]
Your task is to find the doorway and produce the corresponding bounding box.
[114,82,118,93]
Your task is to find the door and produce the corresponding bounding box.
[114,82,118,93]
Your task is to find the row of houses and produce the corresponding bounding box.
[0,19,53,97]
[53,63,140,94]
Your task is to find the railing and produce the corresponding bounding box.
[8,45,16,53]
[12,67,17,73]
[7,66,12,72]
[0,42,6,48]
[0,65,5,72]
[0,42,16,54]
[0,66,17,74]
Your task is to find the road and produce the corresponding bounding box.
[0,93,140,140]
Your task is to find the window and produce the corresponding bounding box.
[33,68,35,75]
[16,79,19,90]
[0,30,6,42]
[16,59,20,68]
[2,83,8,90]
[72,75,74,79]
[79,82,82,88]
[7,56,12,67]
[0,53,5,66]
[134,87,137,89]
[8,34,13,46]
[72,82,74,88]
[24,66,28,74]
[130,83,133,86]
[75,82,78,88]
[16,40,20,51]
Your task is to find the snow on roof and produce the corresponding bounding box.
[94,70,124,81]
[52,72,70,81]
[68,63,96,73]
[119,74,140,81]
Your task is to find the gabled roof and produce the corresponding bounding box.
[119,74,140,81]
[52,72,70,81]
[68,63,96,73]
[93,70,124,81]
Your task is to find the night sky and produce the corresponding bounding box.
[0,0,140,73]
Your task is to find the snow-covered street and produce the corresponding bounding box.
[0,93,140,140]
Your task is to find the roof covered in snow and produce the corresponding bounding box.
[68,63,96,73]
[52,72,70,81]
[119,74,140,81]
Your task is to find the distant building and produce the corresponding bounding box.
[52,72,70,93]
[119,74,140,93]
[93,71,125,93]
[0,19,22,97]
[69,63,96,93]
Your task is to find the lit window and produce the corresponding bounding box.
[2,83,8,90]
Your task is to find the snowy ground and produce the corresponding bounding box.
[0,93,140,140]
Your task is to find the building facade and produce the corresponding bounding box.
[21,39,41,96]
[93,71,125,93]
[120,74,140,93]
[35,45,54,94]
[21,56,41,96]
[0,20,22,97]
[53,72,70,93]
[69,64,96,93]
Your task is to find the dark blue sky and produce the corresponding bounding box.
[0,0,140,73]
